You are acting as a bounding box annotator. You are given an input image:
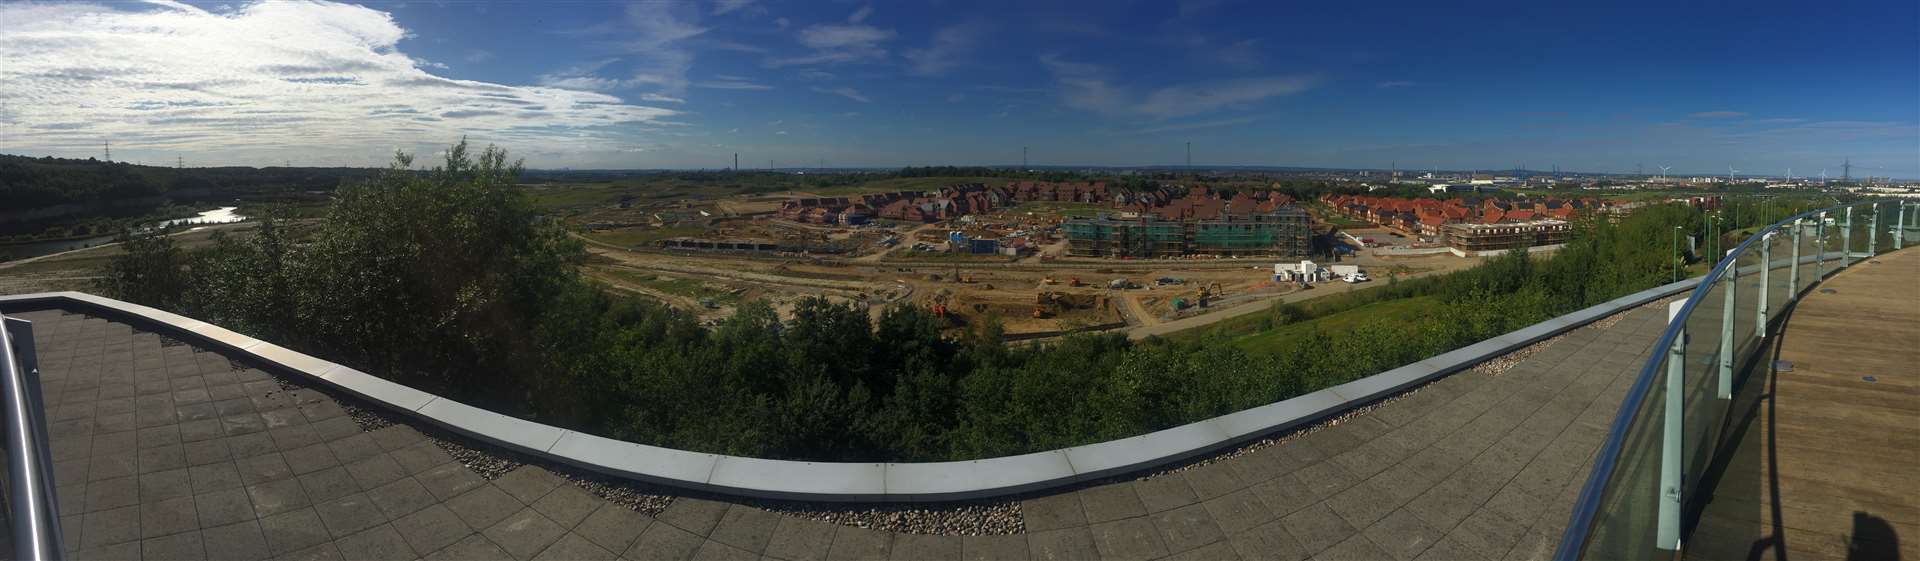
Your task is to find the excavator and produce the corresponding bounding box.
[1195,282,1223,306]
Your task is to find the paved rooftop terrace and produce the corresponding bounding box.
[10,296,1671,561]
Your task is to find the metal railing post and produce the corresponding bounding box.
[1660,301,1687,550]
[3,315,65,561]
[1897,201,1907,250]
[1789,220,1802,295]
[1756,233,1771,339]
[1816,212,1827,279]
[1842,206,1853,267]
[1720,261,1738,399]
[1867,202,1879,257]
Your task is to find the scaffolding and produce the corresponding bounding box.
[1066,208,1310,258]
[1441,219,1571,253]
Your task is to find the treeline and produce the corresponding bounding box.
[96,141,1825,462]
[0,154,377,212]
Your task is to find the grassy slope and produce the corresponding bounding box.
[1224,295,1439,353]
[597,268,742,304]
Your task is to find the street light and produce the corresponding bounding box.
[1673,226,1684,283]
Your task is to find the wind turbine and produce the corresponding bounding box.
[1727,165,1740,184]
[1819,169,1828,183]
[1657,165,1672,182]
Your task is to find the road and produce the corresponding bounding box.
[0,221,260,271]
[1124,252,1484,339]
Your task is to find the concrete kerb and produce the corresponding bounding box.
[0,281,1700,503]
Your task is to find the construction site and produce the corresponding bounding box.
[533,179,1484,340]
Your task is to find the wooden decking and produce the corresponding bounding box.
[1689,247,1920,561]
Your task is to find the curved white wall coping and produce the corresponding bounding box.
[0,280,1700,502]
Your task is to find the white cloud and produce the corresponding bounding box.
[637,93,686,103]
[1039,55,1316,119]
[0,1,675,165]
[848,5,873,23]
[615,3,707,94]
[1136,77,1315,118]
[695,78,774,90]
[812,86,872,103]
[1690,111,1748,119]
[904,23,985,76]
[712,0,755,16]
[1135,115,1261,134]
[463,49,493,63]
[775,130,788,135]
[773,17,789,29]
[768,23,894,67]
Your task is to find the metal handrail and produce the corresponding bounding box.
[2,313,64,560]
[1554,199,1907,560]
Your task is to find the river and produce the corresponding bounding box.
[0,207,248,262]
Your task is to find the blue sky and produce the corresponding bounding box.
[2,0,1915,177]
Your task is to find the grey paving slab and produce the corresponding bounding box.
[960,534,1028,561]
[1150,504,1226,554]
[888,533,960,561]
[1089,518,1169,561]
[481,507,568,561]
[825,526,892,561]
[1078,483,1148,524]
[533,533,617,561]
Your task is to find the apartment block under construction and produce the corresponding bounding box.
[1064,208,1312,258]
[1441,219,1572,255]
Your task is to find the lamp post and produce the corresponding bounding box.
[1673,226,1683,283]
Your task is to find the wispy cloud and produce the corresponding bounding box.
[695,78,774,90]
[712,0,755,16]
[613,2,708,95]
[1377,80,1421,88]
[769,23,895,67]
[1135,115,1262,134]
[973,84,1047,94]
[812,86,872,103]
[904,23,986,76]
[1689,110,1748,119]
[848,4,874,24]
[0,1,674,164]
[463,49,493,63]
[637,93,686,103]
[1040,55,1316,119]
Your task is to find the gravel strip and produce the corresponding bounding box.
[755,500,1022,536]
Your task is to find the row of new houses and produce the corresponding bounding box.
[775,181,1216,225]
[1317,194,1611,252]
